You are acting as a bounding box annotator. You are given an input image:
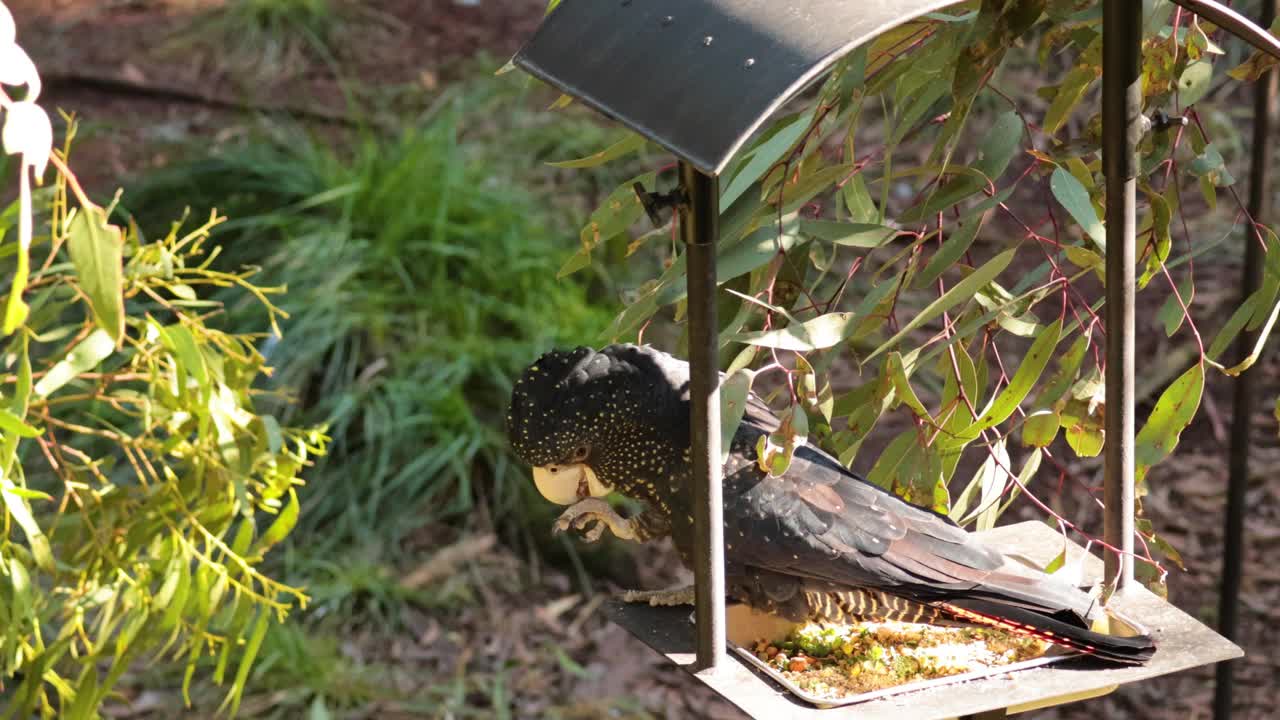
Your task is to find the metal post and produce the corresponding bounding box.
[1102,0,1141,591]
[680,161,726,672]
[1215,4,1278,717]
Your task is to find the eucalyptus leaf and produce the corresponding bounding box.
[67,208,126,343]
[955,319,1062,441]
[1134,363,1204,489]
[1176,60,1213,106]
[1021,409,1060,447]
[33,328,115,398]
[800,220,898,248]
[547,133,645,168]
[1,477,54,572]
[865,248,1017,363]
[1051,167,1106,249]
[719,370,754,463]
[721,110,815,208]
[731,312,858,352]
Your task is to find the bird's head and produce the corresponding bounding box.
[506,344,686,505]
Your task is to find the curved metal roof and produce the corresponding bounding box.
[514,0,960,176]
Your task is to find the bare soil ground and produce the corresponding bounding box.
[10,2,1278,718]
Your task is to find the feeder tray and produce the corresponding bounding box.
[606,521,1242,719]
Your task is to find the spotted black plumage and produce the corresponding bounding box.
[507,344,1155,664]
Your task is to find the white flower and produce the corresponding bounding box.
[0,42,40,100]
[0,2,15,47]
[3,100,52,176]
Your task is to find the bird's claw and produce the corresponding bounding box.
[570,512,606,542]
[553,498,631,543]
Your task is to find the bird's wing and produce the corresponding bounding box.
[725,427,1098,625]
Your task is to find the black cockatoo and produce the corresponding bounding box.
[506,343,1154,664]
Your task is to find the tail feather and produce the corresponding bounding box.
[941,598,1155,665]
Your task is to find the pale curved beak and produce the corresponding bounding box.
[532,463,612,505]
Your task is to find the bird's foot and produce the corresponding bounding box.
[619,585,696,606]
[553,498,637,542]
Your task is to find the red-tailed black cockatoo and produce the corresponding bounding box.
[507,344,1154,664]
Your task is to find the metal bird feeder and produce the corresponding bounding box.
[514,1,1280,717]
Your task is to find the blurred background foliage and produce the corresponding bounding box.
[2,0,1279,717]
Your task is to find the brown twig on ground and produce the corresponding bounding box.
[402,534,497,590]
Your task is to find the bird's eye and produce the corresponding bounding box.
[572,445,590,461]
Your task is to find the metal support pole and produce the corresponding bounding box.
[1102,0,1141,591]
[1215,4,1278,717]
[679,161,726,673]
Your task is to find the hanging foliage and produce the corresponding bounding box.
[543,0,1278,594]
[0,3,327,716]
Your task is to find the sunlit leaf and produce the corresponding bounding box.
[1135,363,1204,489]
[1139,518,1186,571]
[756,405,807,477]
[655,214,802,306]
[1044,546,1067,575]
[768,163,856,215]
[1032,332,1089,408]
[1065,420,1104,457]
[731,312,857,351]
[1139,187,1172,289]
[973,439,1011,531]
[718,370,754,463]
[223,608,271,717]
[1,477,53,572]
[0,408,40,438]
[886,351,928,416]
[547,133,645,168]
[1021,409,1060,447]
[955,319,1062,441]
[1177,60,1213,106]
[866,430,915,491]
[1207,290,1264,360]
[67,207,126,343]
[1,332,32,476]
[34,329,115,398]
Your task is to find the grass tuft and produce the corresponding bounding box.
[124,77,623,563]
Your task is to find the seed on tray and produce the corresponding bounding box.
[753,618,1051,700]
